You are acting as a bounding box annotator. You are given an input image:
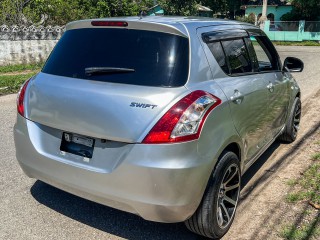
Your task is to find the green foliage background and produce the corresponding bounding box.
[281,0,320,21]
[0,0,155,25]
[157,0,198,16]
[0,1,319,26]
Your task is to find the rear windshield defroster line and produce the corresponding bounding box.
[42,28,189,87]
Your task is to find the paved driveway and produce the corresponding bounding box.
[1,46,320,240]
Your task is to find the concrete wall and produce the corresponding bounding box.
[264,20,320,42]
[0,25,63,66]
[0,40,58,66]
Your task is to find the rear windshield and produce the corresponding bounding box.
[42,28,189,87]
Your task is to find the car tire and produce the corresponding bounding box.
[279,97,301,143]
[184,152,241,239]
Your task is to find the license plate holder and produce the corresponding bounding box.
[60,132,95,158]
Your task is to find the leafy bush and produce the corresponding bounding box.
[236,15,255,24]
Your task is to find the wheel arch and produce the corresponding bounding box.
[211,138,244,176]
[185,140,242,238]
[222,142,241,162]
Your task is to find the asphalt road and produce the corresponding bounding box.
[1,46,320,240]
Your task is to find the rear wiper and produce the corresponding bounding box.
[85,67,135,75]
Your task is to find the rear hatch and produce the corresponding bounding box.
[26,24,190,143]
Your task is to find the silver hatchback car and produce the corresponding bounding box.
[14,17,303,239]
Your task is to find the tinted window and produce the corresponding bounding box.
[204,34,253,75]
[207,42,229,74]
[244,37,259,72]
[42,28,189,87]
[222,39,252,74]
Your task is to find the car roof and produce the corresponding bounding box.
[106,16,240,24]
[66,16,258,38]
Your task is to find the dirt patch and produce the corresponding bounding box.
[0,69,38,76]
[224,90,320,239]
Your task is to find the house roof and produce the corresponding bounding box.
[148,4,161,11]
[197,5,213,12]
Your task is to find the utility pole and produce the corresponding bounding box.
[260,0,268,30]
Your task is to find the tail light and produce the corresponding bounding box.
[142,90,221,144]
[17,79,31,117]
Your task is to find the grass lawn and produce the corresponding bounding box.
[0,63,42,95]
[0,73,37,94]
[281,137,320,240]
[0,62,43,74]
[273,41,320,47]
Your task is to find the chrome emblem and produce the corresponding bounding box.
[130,102,157,109]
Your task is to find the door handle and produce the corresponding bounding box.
[267,82,274,92]
[230,90,244,104]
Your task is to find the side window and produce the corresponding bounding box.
[203,30,281,75]
[207,41,229,74]
[221,39,252,74]
[204,34,253,75]
[249,36,280,71]
[244,37,260,72]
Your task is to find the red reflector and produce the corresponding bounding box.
[91,21,128,27]
[17,79,31,117]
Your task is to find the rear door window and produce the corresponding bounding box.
[42,28,189,87]
[203,31,253,75]
[244,37,260,72]
[221,39,252,74]
[207,41,229,74]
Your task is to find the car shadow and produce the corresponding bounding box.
[240,120,320,204]
[241,141,281,190]
[30,139,292,240]
[31,181,205,240]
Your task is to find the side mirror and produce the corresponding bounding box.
[283,57,304,72]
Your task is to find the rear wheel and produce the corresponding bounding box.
[279,97,301,143]
[184,152,241,239]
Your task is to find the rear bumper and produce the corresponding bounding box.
[14,115,213,223]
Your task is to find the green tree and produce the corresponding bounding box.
[281,0,320,21]
[0,0,33,24]
[200,0,246,19]
[23,0,82,25]
[291,0,320,21]
[0,0,155,25]
[201,0,228,15]
[158,0,198,16]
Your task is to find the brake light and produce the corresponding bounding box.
[91,21,128,27]
[142,90,221,144]
[17,79,31,117]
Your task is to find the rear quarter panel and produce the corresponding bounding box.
[184,24,244,172]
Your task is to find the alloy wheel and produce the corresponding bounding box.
[292,101,301,138]
[216,163,241,229]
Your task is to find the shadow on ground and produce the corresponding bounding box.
[31,181,202,240]
[30,120,320,240]
[234,120,320,240]
[30,140,280,240]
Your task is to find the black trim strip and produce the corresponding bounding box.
[202,30,249,43]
